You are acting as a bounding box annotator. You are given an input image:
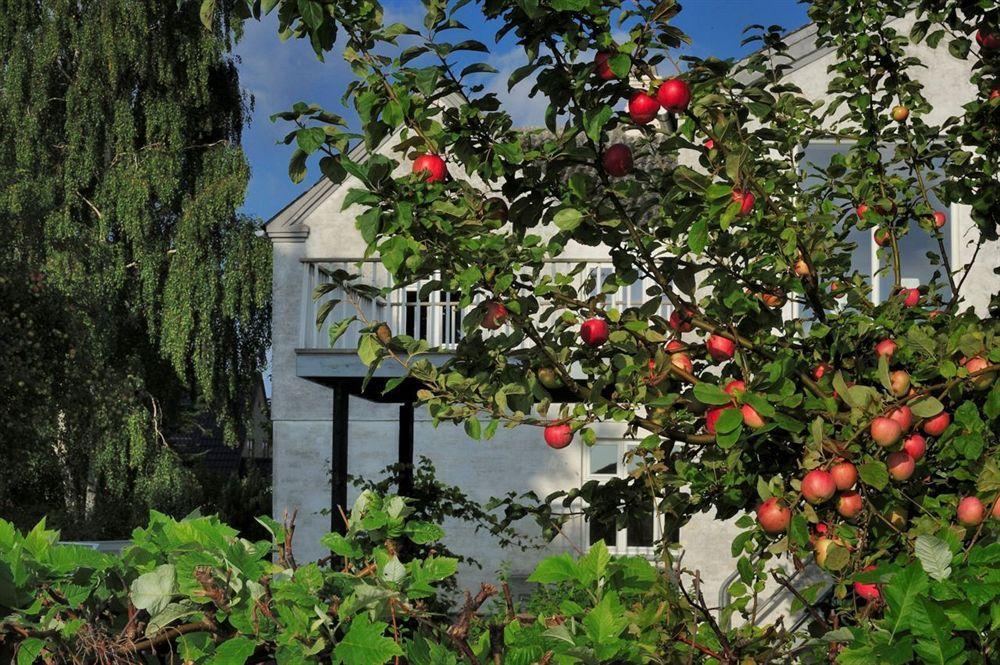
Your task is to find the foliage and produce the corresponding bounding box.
[233,0,1000,659]
[0,0,271,535]
[3,493,997,663]
[350,456,539,573]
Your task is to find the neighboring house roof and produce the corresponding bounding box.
[265,25,838,240]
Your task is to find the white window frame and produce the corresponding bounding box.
[581,438,662,557]
[789,139,959,320]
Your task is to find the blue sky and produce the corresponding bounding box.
[234,1,810,222]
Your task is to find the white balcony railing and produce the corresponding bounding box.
[299,258,672,351]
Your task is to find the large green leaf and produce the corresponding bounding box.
[914,535,952,581]
[130,564,176,617]
[883,563,929,636]
[333,615,403,665]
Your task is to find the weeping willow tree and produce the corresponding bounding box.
[0,0,270,535]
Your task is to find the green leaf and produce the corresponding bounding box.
[130,564,176,616]
[298,0,324,30]
[688,218,708,253]
[859,462,888,490]
[910,600,965,665]
[693,382,732,405]
[528,553,579,583]
[16,638,45,665]
[296,126,326,154]
[914,535,952,581]
[553,208,584,231]
[329,317,358,346]
[321,532,363,558]
[582,592,628,645]
[199,0,216,29]
[909,396,944,418]
[209,636,257,665]
[883,563,929,636]
[145,602,196,637]
[583,105,613,143]
[288,148,308,184]
[333,615,403,665]
[404,521,444,545]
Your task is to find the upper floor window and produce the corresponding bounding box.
[798,140,952,308]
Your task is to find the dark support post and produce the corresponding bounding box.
[398,402,414,497]
[331,385,349,533]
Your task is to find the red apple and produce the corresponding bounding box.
[802,469,836,505]
[870,416,902,447]
[731,189,756,216]
[580,317,610,347]
[901,288,920,308]
[544,423,573,449]
[668,308,694,332]
[756,497,791,535]
[665,340,685,353]
[741,403,765,429]
[706,334,736,362]
[810,522,830,546]
[602,143,633,177]
[705,406,733,434]
[656,78,691,113]
[887,405,913,432]
[758,291,786,309]
[830,281,846,298]
[977,29,1000,50]
[814,536,843,568]
[704,138,715,150]
[830,461,858,490]
[874,229,892,247]
[481,301,508,330]
[628,90,660,124]
[594,51,619,80]
[670,352,694,374]
[875,339,897,359]
[723,380,746,396]
[891,105,909,122]
[856,203,870,219]
[838,491,863,519]
[412,154,448,183]
[992,497,1000,520]
[813,363,832,381]
[991,87,1000,100]
[902,434,926,461]
[964,355,996,390]
[854,566,880,602]
[922,411,951,437]
[887,451,915,481]
[957,496,985,527]
[889,370,910,397]
[932,211,947,229]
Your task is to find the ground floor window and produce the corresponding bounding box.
[584,439,660,556]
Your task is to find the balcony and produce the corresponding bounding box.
[295,257,672,394]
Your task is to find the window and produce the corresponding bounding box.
[797,140,952,311]
[584,439,659,555]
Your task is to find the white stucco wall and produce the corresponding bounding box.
[268,18,997,605]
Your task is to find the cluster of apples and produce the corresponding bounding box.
[595,51,693,178]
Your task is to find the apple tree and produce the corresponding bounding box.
[244,0,998,660]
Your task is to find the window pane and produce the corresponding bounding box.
[626,509,655,547]
[589,443,618,475]
[589,517,616,547]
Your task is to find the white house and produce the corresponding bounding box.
[265,17,998,608]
